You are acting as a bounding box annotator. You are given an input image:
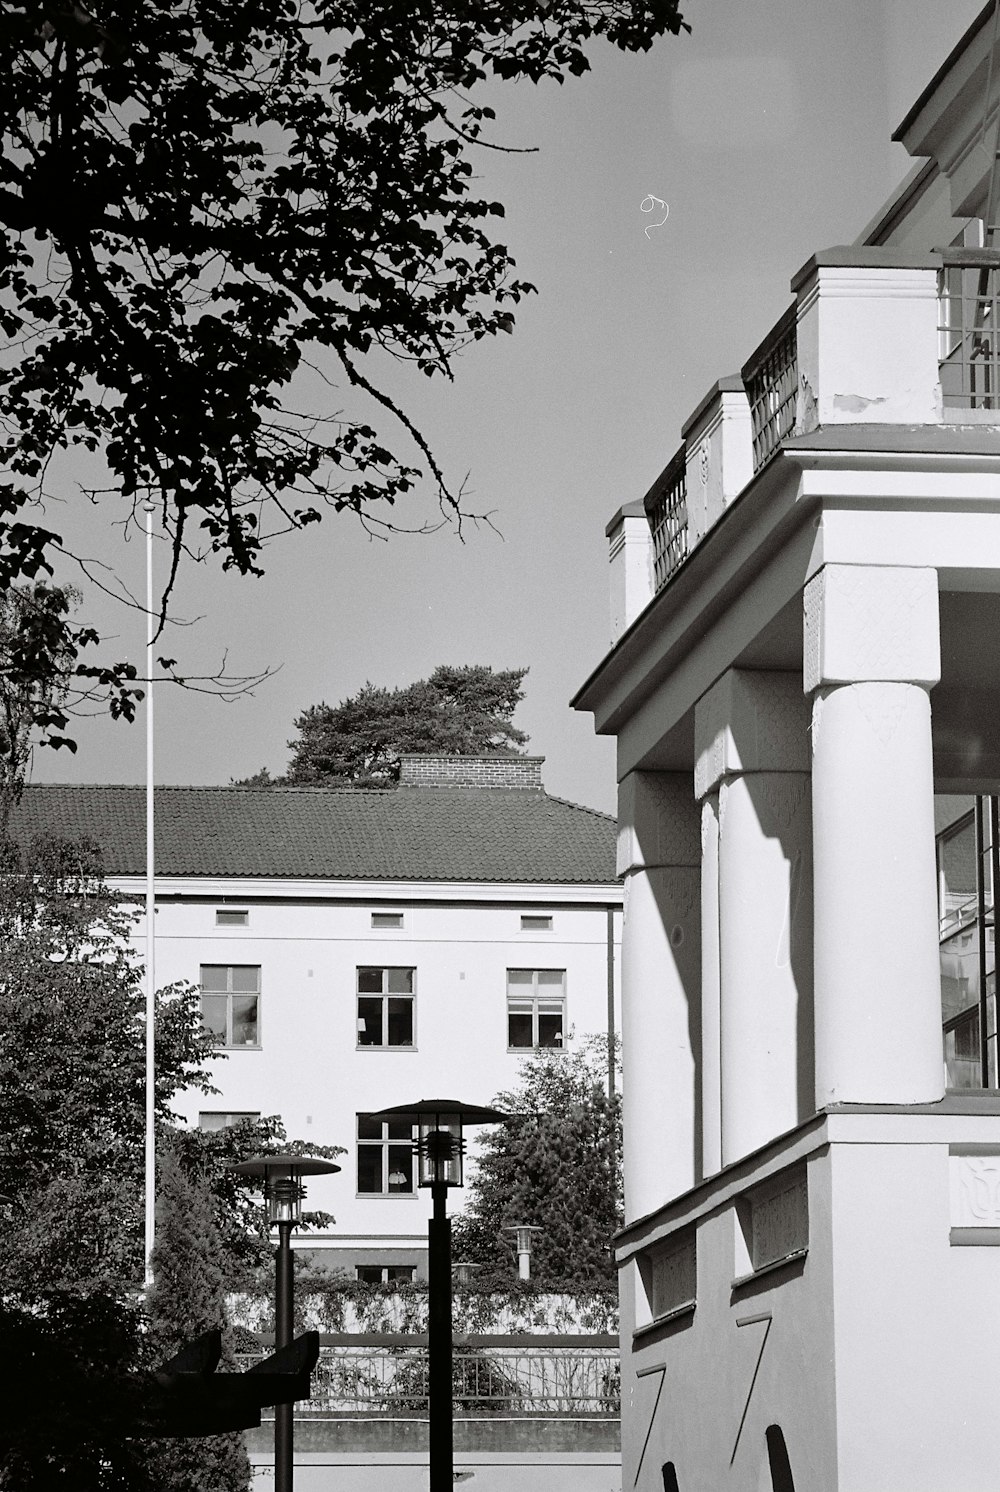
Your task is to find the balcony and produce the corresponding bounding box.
[742,303,798,475]
[607,249,1000,637]
[643,447,687,591]
[939,249,1000,414]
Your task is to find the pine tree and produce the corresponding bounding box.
[451,1040,622,1288]
[145,1148,251,1492]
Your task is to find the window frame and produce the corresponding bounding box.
[355,1263,417,1284]
[199,963,262,1049]
[356,1114,418,1197]
[198,1110,261,1131]
[506,968,567,1052]
[215,908,249,927]
[356,966,416,1050]
[371,911,405,929]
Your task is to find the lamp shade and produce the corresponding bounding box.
[370,1100,509,1190]
[231,1153,341,1224]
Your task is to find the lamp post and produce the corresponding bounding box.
[504,1223,542,1281]
[231,1153,340,1492]
[372,1099,508,1492]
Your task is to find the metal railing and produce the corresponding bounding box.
[644,446,688,592]
[743,304,798,472]
[237,1338,620,1417]
[938,249,1000,411]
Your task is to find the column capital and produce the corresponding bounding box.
[617,770,699,875]
[694,669,810,800]
[803,564,940,692]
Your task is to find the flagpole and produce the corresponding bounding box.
[144,499,156,1288]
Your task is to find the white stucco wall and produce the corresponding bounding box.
[120,876,621,1265]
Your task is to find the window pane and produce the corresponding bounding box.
[358,996,383,1046]
[537,969,565,988]
[387,967,414,994]
[216,909,249,926]
[358,967,384,994]
[200,993,228,1038]
[387,997,413,1046]
[200,966,229,991]
[387,1145,414,1190]
[358,1114,383,1139]
[507,969,533,989]
[386,1265,416,1282]
[521,915,552,930]
[538,1011,564,1047]
[356,1264,384,1283]
[357,1146,383,1192]
[198,1112,228,1132]
[231,965,260,993]
[508,1011,533,1048]
[372,912,404,928]
[387,1119,413,1141]
[231,995,259,1044]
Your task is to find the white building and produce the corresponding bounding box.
[574,6,1000,1489]
[18,754,621,1278]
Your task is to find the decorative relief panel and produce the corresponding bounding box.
[803,564,940,691]
[641,1229,697,1320]
[617,771,700,874]
[740,1165,809,1272]
[950,1152,1000,1230]
[695,670,810,798]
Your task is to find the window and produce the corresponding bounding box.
[638,1230,696,1323]
[356,1264,416,1284]
[520,914,553,931]
[507,969,566,1050]
[357,967,415,1048]
[357,1114,416,1194]
[198,1111,260,1131]
[371,911,404,929]
[736,1164,808,1276]
[200,965,261,1047]
[216,908,249,927]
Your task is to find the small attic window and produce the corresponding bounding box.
[372,912,404,929]
[216,909,249,927]
[521,914,553,931]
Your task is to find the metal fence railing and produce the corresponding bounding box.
[743,304,798,472]
[938,249,1000,411]
[237,1337,620,1417]
[644,446,688,592]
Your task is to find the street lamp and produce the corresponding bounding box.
[371,1099,508,1492]
[231,1153,340,1492]
[504,1223,542,1281]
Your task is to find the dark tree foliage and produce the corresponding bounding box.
[451,1040,622,1288]
[145,1147,251,1492]
[167,1118,344,1277]
[246,662,528,786]
[0,0,689,741]
[0,830,340,1484]
[1,1293,158,1492]
[0,832,214,1298]
[0,583,80,816]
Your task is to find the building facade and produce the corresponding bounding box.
[575,7,1000,1490]
[18,756,621,1277]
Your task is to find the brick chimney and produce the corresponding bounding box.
[398,755,544,789]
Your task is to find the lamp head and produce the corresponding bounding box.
[369,1099,509,1191]
[230,1153,340,1225]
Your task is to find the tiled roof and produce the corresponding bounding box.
[12,784,619,885]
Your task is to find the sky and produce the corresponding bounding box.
[30,0,986,815]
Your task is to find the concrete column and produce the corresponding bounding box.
[805,564,944,1105]
[695,671,813,1166]
[700,795,722,1177]
[618,771,701,1219]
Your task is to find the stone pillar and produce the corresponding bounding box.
[695,671,813,1167]
[805,564,944,1106]
[618,771,701,1219]
[700,794,722,1177]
